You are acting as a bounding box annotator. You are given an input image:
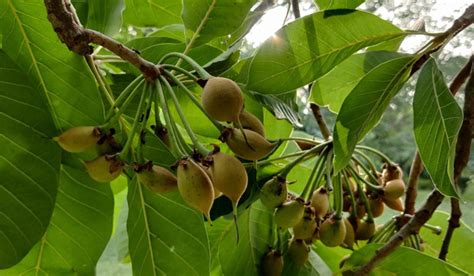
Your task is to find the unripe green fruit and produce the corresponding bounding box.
[260,176,288,209]
[177,158,214,220]
[261,249,283,276]
[201,77,243,122]
[342,218,355,249]
[310,187,330,219]
[355,220,375,240]
[55,126,101,153]
[319,217,346,247]
[369,197,384,218]
[221,128,275,161]
[383,179,405,200]
[293,207,317,240]
[238,111,265,137]
[137,165,177,194]
[381,163,403,183]
[383,197,404,212]
[85,155,124,183]
[274,198,305,228]
[287,239,310,267]
[208,151,248,205]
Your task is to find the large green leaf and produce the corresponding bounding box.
[0,165,114,274]
[311,51,405,113]
[247,10,405,94]
[181,0,257,47]
[333,56,415,172]
[413,58,462,197]
[0,51,61,269]
[342,244,468,275]
[218,201,273,276]
[87,0,125,36]
[127,178,210,275]
[123,0,182,27]
[316,0,365,9]
[1,0,105,132]
[71,0,89,25]
[282,250,332,275]
[420,211,474,274]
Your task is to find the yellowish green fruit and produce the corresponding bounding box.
[381,163,403,183]
[274,198,305,228]
[383,179,405,200]
[221,128,275,161]
[310,187,330,219]
[319,217,346,247]
[293,207,317,240]
[355,220,375,240]
[383,197,404,212]
[201,77,243,122]
[261,249,283,276]
[238,110,265,137]
[55,126,101,153]
[137,165,177,194]
[342,218,355,249]
[260,176,288,209]
[287,239,310,267]
[177,158,214,220]
[85,155,124,183]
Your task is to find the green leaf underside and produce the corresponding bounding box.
[181,0,257,47]
[420,211,474,274]
[413,58,462,197]
[1,0,105,132]
[311,51,405,113]
[333,56,415,172]
[86,0,125,37]
[247,10,405,94]
[123,0,182,27]
[316,0,365,10]
[127,177,210,276]
[342,244,468,275]
[0,51,61,269]
[0,165,114,274]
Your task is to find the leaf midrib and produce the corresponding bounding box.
[182,0,216,55]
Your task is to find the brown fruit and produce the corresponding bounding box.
[319,217,346,247]
[55,126,101,153]
[355,220,375,240]
[260,176,288,209]
[221,128,275,161]
[293,207,317,240]
[274,198,305,228]
[177,158,214,220]
[208,152,248,204]
[287,239,310,267]
[238,110,265,137]
[383,197,404,212]
[296,141,316,150]
[310,187,330,219]
[381,163,403,183]
[342,218,355,249]
[85,155,124,183]
[369,197,384,218]
[201,77,243,122]
[261,249,283,276]
[137,165,177,194]
[383,179,405,200]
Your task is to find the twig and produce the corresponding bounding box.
[310,103,332,140]
[291,0,301,18]
[43,0,161,81]
[439,57,474,260]
[353,5,474,274]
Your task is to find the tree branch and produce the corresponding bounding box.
[44,0,161,81]
[291,0,301,18]
[353,5,474,274]
[310,103,332,140]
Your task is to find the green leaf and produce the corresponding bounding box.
[123,0,182,27]
[0,51,61,269]
[311,51,406,113]
[342,244,469,275]
[282,250,333,275]
[218,201,273,276]
[127,178,210,275]
[1,0,105,131]
[71,0,89,25]
[316,0,365,9]
[0,165,114,274]
[86,0,125,36]
[182,0,257,47]
[247,10,405,94]
[413,58,462,197]
[420,211,474,274]
[313,242,353,272]
[333,56,415,172]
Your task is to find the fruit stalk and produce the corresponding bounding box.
[105,76,144,122]
[355,145,395,165]
[136,86,155,163]
[159,52,212,79]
